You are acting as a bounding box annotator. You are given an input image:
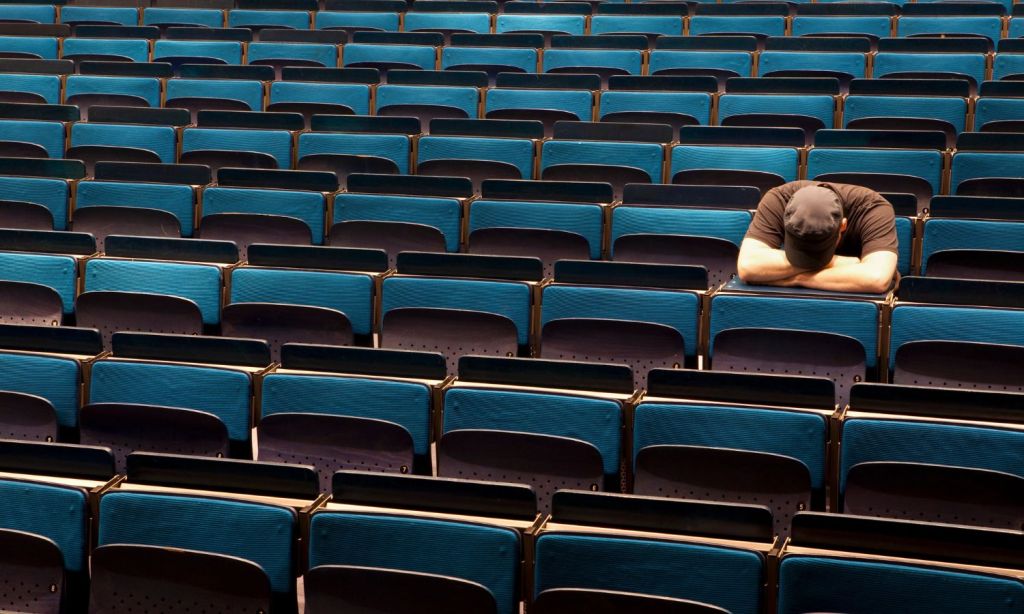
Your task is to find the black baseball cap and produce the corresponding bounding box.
[783,184,844,270]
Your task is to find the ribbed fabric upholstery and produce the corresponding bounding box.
[671,145,799,182]
[315,11,400,31]
[1012,18,1024,37]
[994,53,1024,80]
[376,85,479,117]
[309,512,520,614]
[534,533,763,614]
[76,180,193,235]
[791,16,891,38]
[541,140,665,183]
[98,492,295,593]
[343,44,436,69]
[844,95,967,132]
[70,123,177,164]
[779,556,1024,614]
[0,120,65,158]
[469,200,604,258]
[951,152,1024,192]
[874,53,986,84]
[889,305,1024,370]
[840,418,1024,491]
[89,359,251,441]
[649,50,753,76]
[634,402,825,488]
[202,187,324,243]
[417,136,534,179]
[895,216,912,276]
[898,16,1002,41]
[0,176,68,229]
[383,277,531,344]
[808,148,943,194]
[227,9,310,29]
[611,206,752,247]
[62,38,150,63]
[166,78,263,113]
[599,91,712,125]
[0,36,57,59]
[270,82,370,115]
[230,268,374,334]
[443,388,622,475]
[719,94,835,127]
[143,7,224,27]
[758,51,867,77]
[59,6,137,25]
[591,15,683,36]
[65,75,161,107]
[0,252,76,313]
[541,285,700,358]
[921,219,1024,273]
[496,14,586,35]
[262,374,432,455]
[0,73,60,104]
[441,47,538,72]
[710,295,878,367]
[299,133,411,173]
[0,480,87,571]
[485,88,593,122]
[248,42,337,68]
[332,193,461,250]
[83,258,223,325]
[543,49,644,75]
[405,12,491,33]
[153,40,243,64]
[689,16,786,36]
[975,98,1024,128]
[0,352,79,427]
[182,128,292,168]
[0,4,55,23]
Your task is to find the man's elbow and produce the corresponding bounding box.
[862,271,895,294]
[736,259,756,283]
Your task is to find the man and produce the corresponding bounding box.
[736,181,898,294]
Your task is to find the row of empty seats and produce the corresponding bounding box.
[1,432,1022,613]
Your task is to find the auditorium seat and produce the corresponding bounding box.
[181,126,291,169]
[888,277,1024,390]
[808,129,944,200]
[0,36,58,60]
[534,490,771,614]
[0,165,74,229]
[153,39,244,65]
[60,6,138,27]
[611,184,758,284]
[166,76,264,114]
[61,37,150,64]
[376,76,483,123]
[69,121,176,167]
[709,287,882,404]
[442,33,541,76]
[269,77,371,116]
[874,37,987,92]
[439,358,629,510]
[142,7,225,29]
[259,345,442,488]
[404,9,491,35]
[778,513,1024,613]
[308,473,529,614]
[718,77,838,134]
[791,4,892,40]
[843,78,968,137]
[380,252,539,373]
[77,237,233,343]
[298,114,415,177]
[649,36,757,81]
[599,75,714,133]
[951,132,1024,194]
[671,126,802,191]
[330,189,462,262]
[200,185,323,248]
[64,75,161,118]
[485,73,596,135]
[540,261,704,385]
[343,40,438,72]
[0,324,101,437]
[0,118,66,158]
[85,335,266,464]
[993,39,1024,80]
[921,199,1024,279]
[96,489,297,612]
[0,229,92,318]
[633,370,833,537]
[227,9,310,31]
[315,10,400,32]
[543,35,646,83]
[417,118,540,186]
[225,244,383,357]
[0,72,61,104]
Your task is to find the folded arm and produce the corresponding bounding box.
[738,238,897,294]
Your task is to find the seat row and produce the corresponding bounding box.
[3,237,1023,398]
[6,1,1024,40]
[3,442,1021,614]
[4,32,1024,83]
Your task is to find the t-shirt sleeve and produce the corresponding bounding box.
[858,195,899,257]
[743,186,788,248]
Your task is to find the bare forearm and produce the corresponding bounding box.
[737,248,806,282]
[787,262,892,293]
